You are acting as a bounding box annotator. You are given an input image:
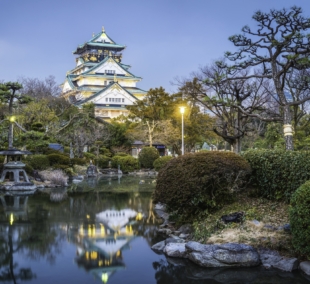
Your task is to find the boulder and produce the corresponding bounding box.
[300,261,310,276]
[165,237,186,244]
[221,212,244,224]
[186,242,260,268]
[151,240,166,252]
[177,224,193,234]
[259,249,298,272]
[163,243,188,258]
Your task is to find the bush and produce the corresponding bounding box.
[118,156,139,173]
[26,155,50,170]
[153,156,173,171]
[95,155,111,168]
[114,152,129,157]
[24,164,34,176]
[71,157,87,166]
[138,147,159,169]
[242,149,310,201]
[83,152,96,160]
[47,154,70,166]
[290,181,310,259]
[100,147,112,157]
[111,155,123,168]
[153,152,251,221]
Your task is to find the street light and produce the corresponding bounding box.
[180,107,185,155]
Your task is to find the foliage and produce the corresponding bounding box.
[17,130,50,153]
[153,156,173,171]
[290,181,310,259]
[138,147,159,169]
[153,151,251,221]
[242,149,310,201]
[70,157,87,166]
[47,153,70,166]
[95,155,111,168]
[25,155,50,170]
[83,152,96,160]
[24,163,34,175]
[110,155,138,172]
[114,152,129,157]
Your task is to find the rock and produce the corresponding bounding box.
[151,240,166,252]
[251,220,260,226]
[154,203,166,211]
[164,243,188,258]
[186,242,260,268]
[259,249,298,272]
[177,224,193,234]
[221,212,244,224]
[165,237,185,244]
[158,228,172,235]
[300,261,310,276]
[179,233,189,239]
[263,224,277,231]
[283,224,291,232]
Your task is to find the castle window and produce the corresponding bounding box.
[122,98,125,103]
[105,70,115,74]
[105,98,108,102]
[104,81,107,85]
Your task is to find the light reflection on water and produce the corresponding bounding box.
[0,175,309,284]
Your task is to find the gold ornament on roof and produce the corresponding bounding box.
[102,26,105,32]
[92,32,95,37]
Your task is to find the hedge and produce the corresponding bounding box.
[47,154,70,166]
[242,149,310,201]
[154,151,251,220]
[290,181,310,259]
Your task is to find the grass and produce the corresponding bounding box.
[192,189,294,256]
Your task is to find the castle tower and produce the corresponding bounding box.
[61,27,146,120]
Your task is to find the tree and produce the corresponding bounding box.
[224,6,310,150]
[179,64,273,153]
[0,82,31,148]
[126,87,174,146]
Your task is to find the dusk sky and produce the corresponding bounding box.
[1,0,310,93]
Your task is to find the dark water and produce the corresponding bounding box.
[0,175,309,284]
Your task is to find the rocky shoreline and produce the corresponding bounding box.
[152,203,310,277]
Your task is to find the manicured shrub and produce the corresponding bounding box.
[290,181,310,259]
[83,152,96,160]
[118,156,139,173]
[153,156,173,171]
[24,164,34,175]
[138,147,159,169]
[111,155,123,168]
[114,152,129,157]
[71,157,87,166]
[100,147,112,157]
[26,155,50,170]
[47,154,70,166]
[95,155,111,168]
[242,149,310,201]
[153,151,251,221]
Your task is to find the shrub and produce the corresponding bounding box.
[83,152,96,160]
[111,155,138,172]
[100,147,112,157]
[290,181,310,259]
[153,152,251,221]
[153,156,173,171]
[26,155,50,170]
[24,164,34,176]
[111,155,122,168]
[71,157,87,166]
[242,149,310,201]
[47,154,70,166]
[114,152,129,157]
[118,156,139,173]
[95,155,111,168]
[138,147,159,169]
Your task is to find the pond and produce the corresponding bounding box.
[0,175,309,284]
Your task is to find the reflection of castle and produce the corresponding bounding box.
[73,208,142,283]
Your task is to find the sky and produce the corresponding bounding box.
[1,0,310,93]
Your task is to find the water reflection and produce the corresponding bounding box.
[0,176,308,284]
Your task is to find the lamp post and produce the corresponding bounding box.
[180,107,185,155]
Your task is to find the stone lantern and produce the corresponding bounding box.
[0,148,36,191]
